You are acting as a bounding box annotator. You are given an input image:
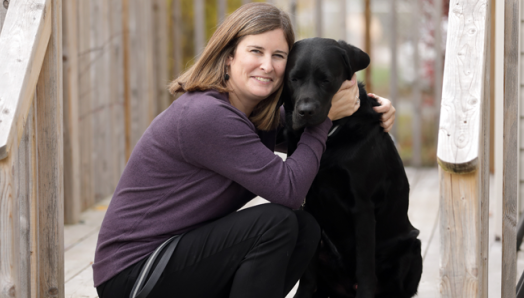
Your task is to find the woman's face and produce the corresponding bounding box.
[226,29,289,108]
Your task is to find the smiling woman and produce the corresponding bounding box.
[93,3,377,298]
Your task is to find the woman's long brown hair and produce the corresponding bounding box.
[168,3,294,131]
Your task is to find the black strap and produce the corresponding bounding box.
[130,234,183,298]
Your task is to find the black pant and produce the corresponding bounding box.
[97,204,321,298]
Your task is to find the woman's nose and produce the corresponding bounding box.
[260,56,274,73]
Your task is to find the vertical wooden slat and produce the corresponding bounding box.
[433,0,443,138]
[122,0,131,162]
[411,0,421,167]
[172,0,183,78]
[389,0,398,138]
[144,1,156,123]
[364,0,371,92]
[340,0,346,40]
[78,0,94,209]
[290,0,297,32]
[153,0,170,113]
[0,123,19,298]
[35,0,64,296]
[194,0,205,57]
[0,0,7,33]
[62,0,80,224]
[315,0,322,37]
[502,0,519,296]
[109,0,126,185]
[218,0,226,24]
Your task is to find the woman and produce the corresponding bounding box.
[94,3,395,298]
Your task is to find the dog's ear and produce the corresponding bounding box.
[337,40,370,79]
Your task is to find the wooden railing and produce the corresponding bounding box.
[0,0,64,297]
[437,0,518,297]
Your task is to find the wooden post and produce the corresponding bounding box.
[0,0,7,33]
[437,0,491,297]
[315,0,322,37]
[122,0,131,162]
[502,0,519,296]
[62,0,80,224]
[340,0,346,41]
[152,0,170,113]
[411,0,421,167]
[194,0,205,57]
[389,0,398,139]
[290,0,297,32]
[433,0,443,142]
[172,0,182,77]
[364,0,371,92]
[35,0,64,296]
[218,0,226,24]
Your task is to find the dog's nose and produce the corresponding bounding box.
[296,102,317,117]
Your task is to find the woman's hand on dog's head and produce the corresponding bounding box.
[328,74,360,121]
[370,94,396,133]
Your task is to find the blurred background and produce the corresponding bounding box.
[167,0,450,167]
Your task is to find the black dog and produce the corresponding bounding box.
[282,38,422,298]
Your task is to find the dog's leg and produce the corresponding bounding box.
[294,247,319,298]
[352,205,377,298]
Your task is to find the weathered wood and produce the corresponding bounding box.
[389,0,398,138]
[0,0,51,161]
[433,0,443,150]
[34,0,64,296]
[437,0,489,174]
[194,0,205,56]
[108,0,126,187]
[315,0,322,37]
[62,0,81,224]
[502,0,519,296]
[289,0,297,31]
[217,0,226,24]
[438,0,491,297]
[152,0,170,113]
[0,0,7,33]
[122,0,131,162]
[364,0,371,92]
[171,0,182,78]
[339,0,346,40]
[411,0,421,167]
[77,0,94,210]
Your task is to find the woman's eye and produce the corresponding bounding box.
[274,54,285,59]
[251,49,262,54]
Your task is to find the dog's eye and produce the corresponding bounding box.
[321,80,330,85]
[291,78,298,82]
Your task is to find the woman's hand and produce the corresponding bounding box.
[369,93,396,133]
[328,74,360,121]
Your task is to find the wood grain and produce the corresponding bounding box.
[0,0,51,161]
[62,0,80,224]
[502,0,519,297]
[437,0,489,173]
[34,0,64,296]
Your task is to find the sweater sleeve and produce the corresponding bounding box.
[177,98,332,209]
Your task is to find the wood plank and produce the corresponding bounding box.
[62,0,81,224]
[122,0,131,162]
[389,0,398,139]
[78,0,94,210]
[152,0,170,113]
[171,0,182,78]
[502,0,519,296]
[437,0,489,173]
[13,105,35,298]
[108,0,126,188]
[64,232,98,282]
[0,0,51,161]
[64,266,98,298]
[315,0,322,37]
[411,0,421,167]
[34,0,64,295]
[0,0,7,33]
[194,0,205,56]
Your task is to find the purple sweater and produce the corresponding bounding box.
[93,90,332,286]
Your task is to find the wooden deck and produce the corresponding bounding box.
[64,167,524,297]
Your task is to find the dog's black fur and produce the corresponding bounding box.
[282,38,422,298]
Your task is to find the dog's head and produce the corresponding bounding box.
[282,38,370,130]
